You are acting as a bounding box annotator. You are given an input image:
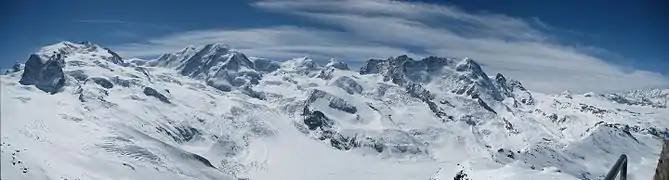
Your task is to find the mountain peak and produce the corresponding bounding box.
[281,56,321,71]
[150,43,274,92]
[359,55,515,101]
[495,73,507,83]
[80,41,94,46]
[325,58,349,70]
[16,41,127,94]
[4,40,667,180]
[38,41,83,58]
[35,41,123,65]
[202,43,230,52]
[455,57,484,74]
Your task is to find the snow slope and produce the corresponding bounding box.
[2,41,667,180]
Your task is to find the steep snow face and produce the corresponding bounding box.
[17,41,127,94]
[257,56,666,180]
[37,41,124,65]
[359,56,530,104]
[277,56,322,76]
[599,88,669,108]
[357,55,536,132]
[325,58,349,70]
[2,42,260,180]
[3,42,667,180]
[249,57,280,73]
[150,43,263,92]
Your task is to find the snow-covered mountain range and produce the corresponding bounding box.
[2,41,667,180]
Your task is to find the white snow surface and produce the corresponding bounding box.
[1,41,667,180]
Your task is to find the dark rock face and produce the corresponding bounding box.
[251,58,280,73]
[578,103,609,115]
[359,55,535,112]
[143,87,171,104]
[299,105,427,154]
[300,107,362,151]
[89,77,114,89]
[111,76,140,87]
[325,59,349,70]
[19,54,66,94]
[654,141,669,180]
[316,68,335,80]
[328,98,357,114]
[240,85,266,100]
[188,153,216,168]
[405,82,450,119]
[359,55,412,85]
[604,89,668,109]
[477,98,497,114]
[333,76,363,94]
[359,56,455,84]
[303,110,334,130]
[175,45,263,91]
[453,59,504,101]
[103,48,124,65]
[156,123,202,143]
[596,122,669,140]
[453,170,470,180]
[306,89,358,114]
[66,70,88,81]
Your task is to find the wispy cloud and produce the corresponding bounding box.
[110,0,668,93]
[73,19,177,31]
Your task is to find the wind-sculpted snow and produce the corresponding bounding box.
[150,43,263,92]
[601,88,668,108]
[2,41,667,180]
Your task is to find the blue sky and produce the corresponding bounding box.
[2,0,668,93]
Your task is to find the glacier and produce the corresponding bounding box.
[1,41,667,180]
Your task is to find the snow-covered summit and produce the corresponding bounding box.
[14,41,127,94]
[280,56,322,73]
[37,41,124,65]
[150,43,263,91]
[324,58,349,70]
[2,41,667,180]
[602,88,669,108]
[359,55,529,103]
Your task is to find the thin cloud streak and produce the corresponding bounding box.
[111,0,668,93]
[73,19,177,31]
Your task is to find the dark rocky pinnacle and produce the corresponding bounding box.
[655,141,669,180]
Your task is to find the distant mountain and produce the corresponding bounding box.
[1,41,666,180]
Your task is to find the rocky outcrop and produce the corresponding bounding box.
[655,141,669,180]
[251,57,280,73]
[604,88,668,108]
[89,77,114,89]
[359,55,530,104]
[494,73,534,105]
[306,89,357,114]
[152,44,273,92]
[332,76,363,94]
[19,54,66,94]
[325,58,349,70]
[143,87,171,104]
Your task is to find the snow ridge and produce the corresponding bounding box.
[2,41,666,180]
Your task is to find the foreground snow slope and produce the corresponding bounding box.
[2,41,667,180]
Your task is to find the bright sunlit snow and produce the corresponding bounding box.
[1,41,666,180]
